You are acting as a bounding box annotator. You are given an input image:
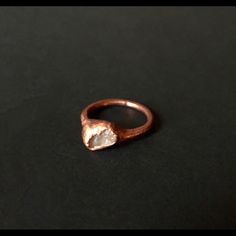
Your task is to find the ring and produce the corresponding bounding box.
[80,98,154,151]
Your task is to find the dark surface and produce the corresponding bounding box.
[0,7,235,229]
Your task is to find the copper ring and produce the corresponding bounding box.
[80,98,154,151]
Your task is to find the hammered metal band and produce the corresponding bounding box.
[81,98,154,151]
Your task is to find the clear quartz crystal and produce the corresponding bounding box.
[89,129,116,149]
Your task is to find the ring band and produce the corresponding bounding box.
[80,98,154,151]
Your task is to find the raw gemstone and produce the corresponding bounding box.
[88,129,117,150]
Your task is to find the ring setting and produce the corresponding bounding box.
[82,120,118,151]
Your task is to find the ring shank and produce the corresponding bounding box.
[81,98,154,141]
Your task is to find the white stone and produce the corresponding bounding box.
[88,129,117,150]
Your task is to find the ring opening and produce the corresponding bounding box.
[89,106,147,129]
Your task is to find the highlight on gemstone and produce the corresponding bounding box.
[88,129,117,150]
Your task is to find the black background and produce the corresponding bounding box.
[0,7,235,229]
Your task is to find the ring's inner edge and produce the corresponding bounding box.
[88,105,147,129]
